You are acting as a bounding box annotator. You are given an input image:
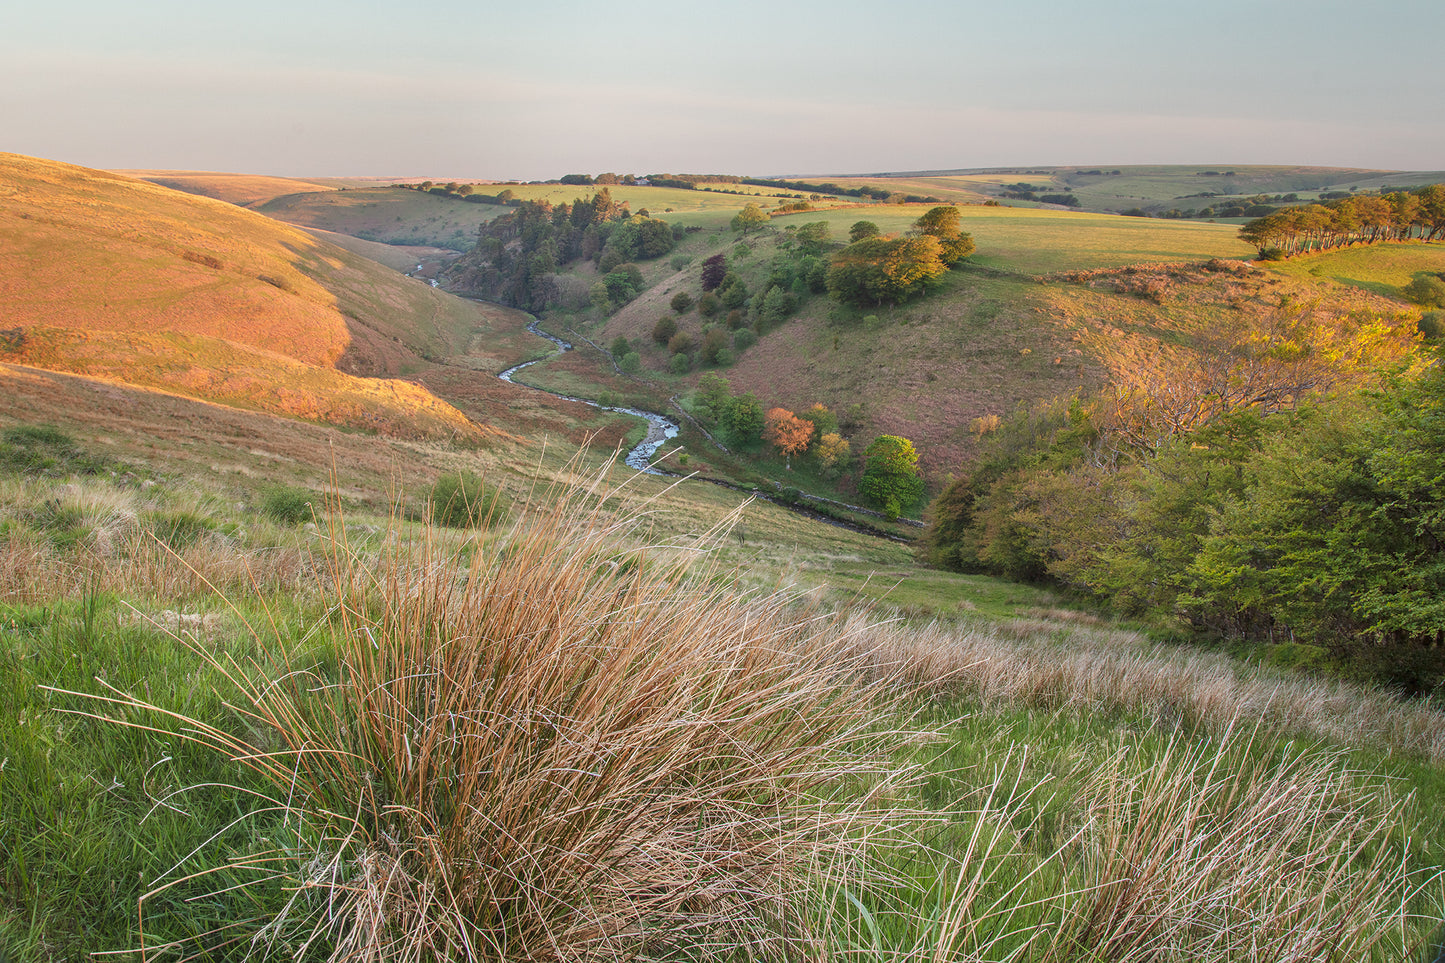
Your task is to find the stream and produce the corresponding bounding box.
[497,318,915,542]
[498,321,680,473]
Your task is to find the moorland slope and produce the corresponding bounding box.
[0,154,509,440]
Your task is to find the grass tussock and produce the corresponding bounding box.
[60,466,909,963]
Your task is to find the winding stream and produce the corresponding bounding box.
[498,321,680,473]
[498,318,916,541]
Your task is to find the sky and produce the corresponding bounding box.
[4,0,1443,180]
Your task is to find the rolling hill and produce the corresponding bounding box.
[0,153,510,441]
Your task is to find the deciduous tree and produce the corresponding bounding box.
[763,408,814,468]
[859,435,924,519]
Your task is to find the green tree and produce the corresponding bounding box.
[826,235,947,307]
[721,392,765,445]
[912,205,975,266]
[694,373,733,425]
[652,315,678,344]
[859,435,925,520]
[719,275,749,310]
[795,221,832,255]
[798,404,838,442]
[732,203,770,234]
[849,221,881,243]
[670,291,694,314]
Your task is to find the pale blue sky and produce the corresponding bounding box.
[4,0,1442,178]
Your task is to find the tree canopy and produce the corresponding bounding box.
[859,435,925,520]
[763,408,814,468]
[732,203,770,234]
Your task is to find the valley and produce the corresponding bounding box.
[2,153,1444,962]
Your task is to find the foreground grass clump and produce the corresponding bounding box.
[65,470,902,962]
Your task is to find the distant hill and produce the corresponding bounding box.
[0,153,500,441]
[113,169,343,206]
[804,165,1445,216]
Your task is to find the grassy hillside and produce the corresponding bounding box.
[0,154,526,439]
[581,206,1421,480]
[4,160,1444,960]
[114,169,342,206]
[2,427,1443,962]
[254,187,515,250]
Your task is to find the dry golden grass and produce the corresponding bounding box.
[0,153,505,439]
[113,170,340,206]
[849,615,1445,764]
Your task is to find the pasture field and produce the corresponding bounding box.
[1264,240,1445,298]
[766,204,1254,274]
[815,165,1443,214]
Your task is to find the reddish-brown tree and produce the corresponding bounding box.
[763,408,814,469]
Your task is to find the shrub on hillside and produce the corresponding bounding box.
[260,485,316,526]
[652,315,678,344]
[428,472,508,529]
[1403,275,1445,308]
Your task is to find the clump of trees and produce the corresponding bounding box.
[924,314,1440,693]
[825,207,973,307]
[452,189,676,312]
[1239,185,1445,257]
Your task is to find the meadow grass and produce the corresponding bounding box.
[1265,240,1445,298]
[3,452,1444,962]
[766,205,1253,275]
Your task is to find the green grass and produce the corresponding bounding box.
[1265,241,1445,298]
[766,205,1253,275]
[3,447,1444,961]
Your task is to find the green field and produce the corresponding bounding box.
[769,204,1254,274]
[815,165,1445,216]
[1265,240,1445,298]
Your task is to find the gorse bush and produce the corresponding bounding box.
[70,467,904,963]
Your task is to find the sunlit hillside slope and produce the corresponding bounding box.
[0,154,504,440]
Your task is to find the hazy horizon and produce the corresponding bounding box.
[5,0,1443,180]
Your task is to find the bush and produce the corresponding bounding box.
[698,292,720,318]
[261,485,316,526]
[670,291,694,314]
[1419,311,1444,341]
[652,315,678,345]
[669,352,692,374]
[620,351,642,373]
[428,473,508,529]
[733,328,757,351]
[1402,275,1445,308]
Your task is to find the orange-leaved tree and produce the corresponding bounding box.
[764,408,814,469]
